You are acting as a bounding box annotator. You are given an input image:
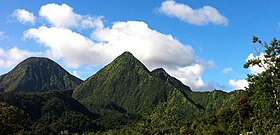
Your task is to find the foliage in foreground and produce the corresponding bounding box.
[0,91,99,135]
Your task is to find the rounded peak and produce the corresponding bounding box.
[18,57,57,67]
[1,56,82,92]
[151,68,169,77]
[152,68,166,73]
[23,57,54,62]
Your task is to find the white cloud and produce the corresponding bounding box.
[246,53,266,74]
[227,53,266,90]
[158,0,228,26]
[222,67,233,74]
[39,3,79,28]
[0,31,7,40]
[24,26,106,68]
[24,3,214,91]
[39,3,103,29]
[166,64,214,91]
[0,47,39,68]
[229,79,248,90]
[92,21,196,68]
[12,9,36,24]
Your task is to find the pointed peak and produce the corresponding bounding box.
[116,51,136,60]
[122,51,134,56]
[108,51,149,72]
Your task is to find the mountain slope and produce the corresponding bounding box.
[151,68,191,93]
[0,57,83,92]
[187,90,245,114]
[151,68,206,109]
[151,68,245,114]
[73,52,193,114]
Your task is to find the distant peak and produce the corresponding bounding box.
[152,68,166,73]
[151,68,169,76]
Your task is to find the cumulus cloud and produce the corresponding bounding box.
[39,3,103,29]
[229,79,248,90]
[227,53,267,90]
[24,3,214,91]
[92,21,196,68]
[158,0,228,26]
[167,64,214,91]
[24,26,108,68]
[0,47,39,68]
[12,9,36,24]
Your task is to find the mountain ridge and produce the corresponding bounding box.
[73,51,196,114]
[0,52,246,134]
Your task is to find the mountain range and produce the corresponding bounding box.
[0,52,243,134]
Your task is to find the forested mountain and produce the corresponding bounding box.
[73,52,191,114]
[0,57,82,92]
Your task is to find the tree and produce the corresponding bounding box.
[244,36,280,133]
[0,102,30,134]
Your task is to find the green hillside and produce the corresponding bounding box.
[0,57,83,92]
[151,67,244,114]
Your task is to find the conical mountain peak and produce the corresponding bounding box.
[107,51,149,73]
[73,52,178,114]
[118,51,134,58]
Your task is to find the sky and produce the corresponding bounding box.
[0,0,279,91]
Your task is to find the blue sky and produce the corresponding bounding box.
[0,0,279,91]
